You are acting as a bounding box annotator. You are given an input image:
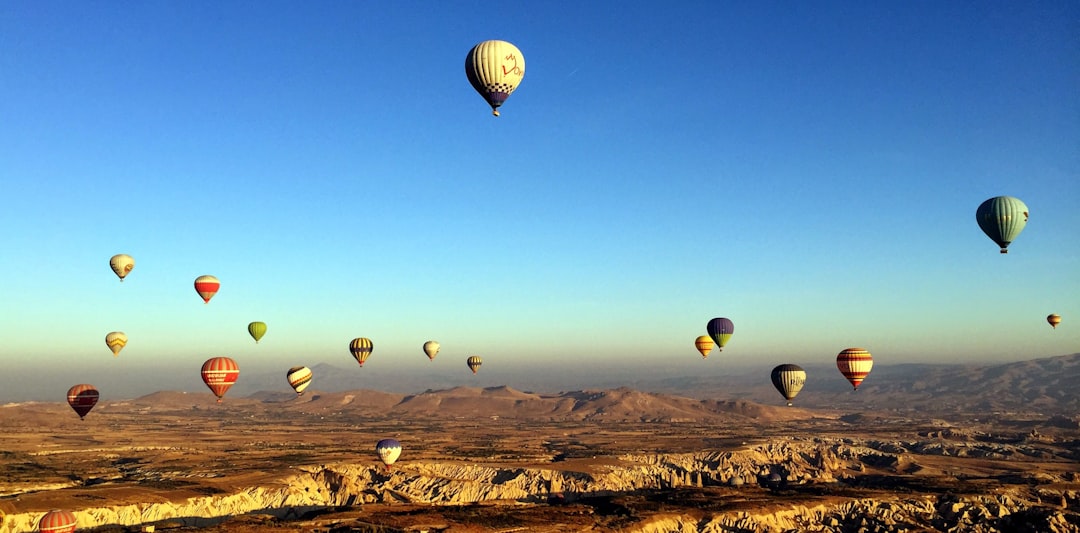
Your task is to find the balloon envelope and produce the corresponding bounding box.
[694,335,714,358]
[465,40,525,116]
[1047,314,1062,329]
[706,318,734,351]
[201,357,239,402]
[375,438,402,469]
[836,348,873,390]
[423,341,440,361]
[350,338,373,366]
[975,196,1028,253]
[109,254,135,282]
[38,509,78,533]
[105,331,127,357]
[467,355,482,374]
[66,384,99,420]
[770,364,806,406]
[286,366,312,396]
[194,275,220,303]
[248,322,267,343]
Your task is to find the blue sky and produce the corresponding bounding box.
[1,2,1077,400]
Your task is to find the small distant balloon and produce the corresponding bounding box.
[194,275,220,304]
[201,357,239,403]
[248,322,267,343]
[109,254,135,282]
[975,196,1028,253]
[706,318,734,351]
[836,348,873,391]
[350,338,373,367]
[465,40,525,116]
[694,335,714,358]
[286,366,312,396]
[423,341,440,361]
[38,509,78,533]
[375,438,402,470]
[67,384,99,420]
[770,364,806,407]
[105,331,128,357]
[1047,314,1062,329]
[467,355,483,374]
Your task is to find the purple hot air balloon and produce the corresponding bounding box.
[706,317,734,351]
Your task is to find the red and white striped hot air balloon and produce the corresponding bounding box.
[66,384,99,420]
[201,357,239,403]
[194,275,220,304]
[38,509,77,533]
[836,348,873,391]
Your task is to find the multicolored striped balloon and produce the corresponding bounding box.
[38,509,77,533]
[286,366,312,396]
[201,357,239,402]
[105,331,127,357]
[836,348,874,390]
[350,338,373,367]
[67,384,99,420]
[466,355,483,374]
[771,364,806,406]
[694,335,714,358]
[194,275,220,304]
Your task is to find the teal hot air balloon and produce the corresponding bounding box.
[976,196,1028,254]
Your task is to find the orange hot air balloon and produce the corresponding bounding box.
[201,357,239,403]
[66,384,99,420]
[38,509,78,533]
[694,335,714,358]
[194,275,220,304]
[1047,314,1062,329]
[836,348,874,391]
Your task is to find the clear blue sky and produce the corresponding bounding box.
[1,2,1077,400]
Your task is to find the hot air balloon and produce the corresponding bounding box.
[467,355,482,374]
[465,40,525,116]
[109,254,135,282]
[201,357,239,403]
[770,364,806,406]
[194,275,220,304]
[706,318,734,351]
[836,348,873,391]
[105,331,127,357]
[350,338,373,367]
[976,196,1028,253]
[38,509,78,533]
[423,341,440,361]
[694,335,714,358]
[67,384,99,420]
[286,366,312,396]
[1047,314,1062,329]
[248,322,267,343]
[375,438,402,470]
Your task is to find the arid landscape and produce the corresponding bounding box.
[2,354,1077,532]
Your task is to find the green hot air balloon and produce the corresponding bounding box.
[248,322,267,344]
[976,196,1028,254]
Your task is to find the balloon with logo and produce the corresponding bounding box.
[109,254,135,282]
[465,40,525,116]
[423,341,440,361]
[201,357,239,403]
[975,196,1028,253]
[694,335,714,358]
[467,355,483,374]
[38,509,78,533]
[375,438,402,470]
[286,366,312,396]
[350,338,373,367]
[770,364,806,406]
[66,384,99,420]
[194,275,220,304]
[248,321,267,343]
[836,348,873,391]
[105,331,128,357]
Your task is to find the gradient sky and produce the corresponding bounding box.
[2,2,1077,401]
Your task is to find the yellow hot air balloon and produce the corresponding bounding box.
[694,335,714,358]
[1047,314,1062,329]
[466,355,482,374]
[110,254,135,282]
[350,338,373,367]
[423,341,440,361]
[465,40,525,116]
[105,331,127,357]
